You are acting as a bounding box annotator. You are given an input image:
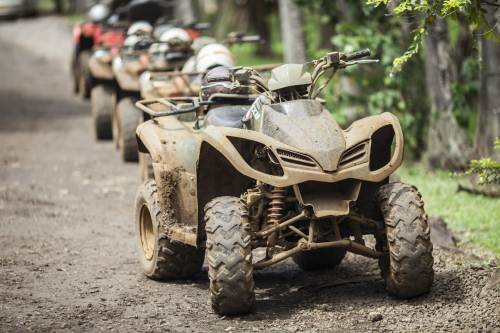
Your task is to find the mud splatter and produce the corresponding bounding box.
[156,166,184,230]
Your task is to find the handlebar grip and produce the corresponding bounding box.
[241,35,262,43]
[345,48,371,61]
[193,22,211,30]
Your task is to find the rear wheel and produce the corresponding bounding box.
[91,85,113,140]
[376,182,434,298]
[293,248,346,270]
[205,196,255,315]
[135,180,204,279]
[117,97,141,162]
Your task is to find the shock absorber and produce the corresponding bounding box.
[266,187,286,248]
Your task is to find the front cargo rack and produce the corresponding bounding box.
[135,97,200,118]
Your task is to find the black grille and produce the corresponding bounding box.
[339,141,368,167]
[276,149,317,167]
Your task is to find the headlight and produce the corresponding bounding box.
[228,137,284,176]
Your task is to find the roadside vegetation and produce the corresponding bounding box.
[399,165,499,255]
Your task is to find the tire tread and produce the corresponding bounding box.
[376,182,434,298]
[205,196,255,315]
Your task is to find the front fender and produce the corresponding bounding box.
[88,55,113,80]
[199,112,403,187]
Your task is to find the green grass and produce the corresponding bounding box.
[67,14,84,24]
[230,43,281,67]
[397,165,500,255]
[37,0,53,13]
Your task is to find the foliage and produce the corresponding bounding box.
[451,56,480,134]
[465,138,500,185]
[230,43,281,66]
[298,2,429,152]
[365,0,500,72]
[399,164,500,254]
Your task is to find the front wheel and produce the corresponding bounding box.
[77,51,92,99]
[90,85,113,140]
[117,97,141,162]
[205,196,255,315]
[376,182,434,298]
[135,180,204,279]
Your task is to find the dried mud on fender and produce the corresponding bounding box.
[155,166,184,230]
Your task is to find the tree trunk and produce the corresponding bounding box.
[278,0,307,63]
[214,0,249,41]
[176,0,196,24]
[475,8,500,159]
[249,0,273,57]
[422,17,471,170]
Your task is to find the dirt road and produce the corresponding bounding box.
[0,17,499,333]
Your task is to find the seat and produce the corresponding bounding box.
[205,105,249,128]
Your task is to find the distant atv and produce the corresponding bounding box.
[133,50,434,315]
[137,34,265,176]
[88,27,125,140]
[111,31,153,162]
[71,3,109,99]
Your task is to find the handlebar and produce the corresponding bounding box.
[225,32,263,45]
[345,48,371,61]
[309,48,374,99]
[240,35,262,43]
[185,22,211,31]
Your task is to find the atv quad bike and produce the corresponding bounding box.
[136,34,269,178]
[138,32,265,101]
[88,28,125,140]
[111,35,152,162]
[71,21,102,99]
[71,3,111,99]
[133,49,434,315]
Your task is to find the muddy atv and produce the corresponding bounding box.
[136,35,271,178]
[111,35,152,162]
[133,49,434,315]
[88,28,125,141]
[137,70,202,180]
[71,21,100,99]
[71,2,110,99]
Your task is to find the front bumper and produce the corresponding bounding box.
[201,112,404,188]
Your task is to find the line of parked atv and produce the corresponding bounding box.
[71,0,434,316]
[71,0,261,164]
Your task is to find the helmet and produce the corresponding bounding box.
[124,35,153,53]
[147,42,169,69]
[127,21,153,36]
[196,43,235,73]
[159,28,192,45]
[88,4,110,23]
[181,56,196,73]
[200,66,234,100]
[153,24,175,40]
[148,41,191,71]
[124,35,141,47]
